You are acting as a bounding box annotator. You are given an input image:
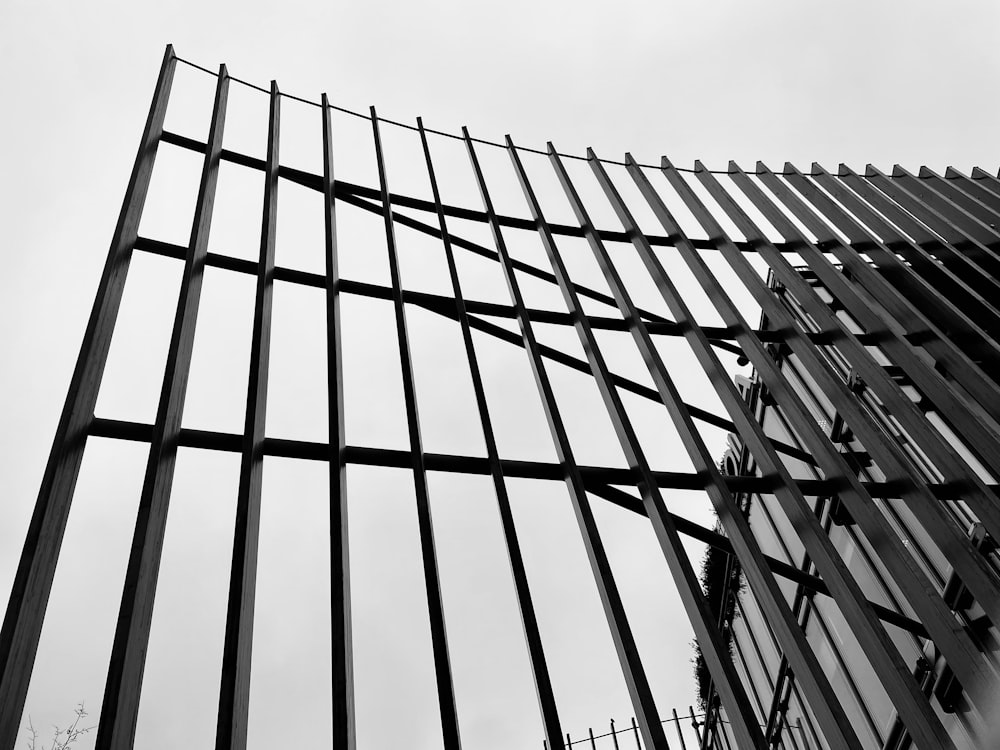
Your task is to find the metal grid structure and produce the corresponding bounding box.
[3,45,1000,750]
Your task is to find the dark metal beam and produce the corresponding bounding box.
[371,108,462,750]
[128,237,817,466]
[323,94,356,750]
[97,64,230,750]
[157,128,802,257]
[785,163,1000,432]
[513,138,768,749]
[549,141,854,749]
[464,127,672,750]
[87,415,996,501]
[0,44,177,750]
[417,117,564,750]
[808,163,1000,378]
[864,164,1000,293]
[732,162,1000,637]
[689,162,966,748]
[215,79,280,750]
[837,164,1000,319]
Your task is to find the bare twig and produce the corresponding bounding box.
[24,704,94,750]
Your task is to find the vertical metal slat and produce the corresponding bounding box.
[676,161,998,711]
[864,165,1000,283]
[0,43,177,750]
[730,163,1000,625]
[784,162,1000,413]
[919,166,1000,226]
[755,163,1000,504]
[323,94,356,750]
[807,163,1000,376]
[215,80,281,750]
[945,167,1000,214]
[585,150,884,750]
[891,165,1000,248]
[415,118,564,750]
[837,164,1000,313]
[462,127,670,750]
[97,64,230,750]
[686,163,963,749]
[515,140,772,748]
[539,143,855,750]
[370,107,462,750]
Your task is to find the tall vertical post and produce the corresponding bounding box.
[725,162,1000,628]
[838,164,1000,309]
[322,94,355,750]
[97,64,229,750]
[943,166,1000,214]
[679,161,962,748]
[688,707,702,747]
[0,44,177,750]
[804,163,1000,389]
[512,137,807,749]
[559,143,865,749]
[215,80,280,750]
[462,127,672,750]
[415,118,564,749]
[370,107,462,750]
[672,709,687,750]
[865,164,1000,287]
[754,162,1000,481]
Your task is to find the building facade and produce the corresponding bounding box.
[703,261,1000,750]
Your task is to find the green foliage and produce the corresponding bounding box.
[692,520,744,712]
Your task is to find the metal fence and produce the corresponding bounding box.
[2,44,999,750]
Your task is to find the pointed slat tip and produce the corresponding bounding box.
[585,147,598,161]
[918,166,933,177]
[891,165,907,178]
[219,63,229,77]
[693,159,708,173]
[727,160,740,174]
[864,164,879,177]
[755,160,769,174]
[810,162,825,175]
[270,80,280,95]
[837,163,852,176]
[660,155,675,170]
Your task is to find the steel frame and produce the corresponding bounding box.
[3,45,999,750]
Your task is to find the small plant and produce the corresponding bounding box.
[25,703,94,750]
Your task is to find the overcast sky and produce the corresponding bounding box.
[2,2,999,749]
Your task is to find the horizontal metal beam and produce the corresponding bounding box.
[158,130,760,253]
[88,416,993,499]
[85,416,929,639]
[130,234,883,351]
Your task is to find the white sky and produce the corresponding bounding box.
[2,1,999,749]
